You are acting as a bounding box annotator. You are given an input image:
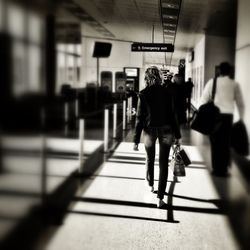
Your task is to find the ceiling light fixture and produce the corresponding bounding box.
[163,23,177,28]
[162,3,179,9]
[163,14,178,20]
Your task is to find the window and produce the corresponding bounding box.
[28,13,43,43]
[56,43,81,93]
[5,3,44,96]
[7,2,26,38]
[12,41,27,96]
[28,45,42,92]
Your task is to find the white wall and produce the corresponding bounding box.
[185,53,192,81]
[205,35,235,83]
[194,36,206,68]
[235,0,250,136]
[185,34,235,108]
[186,35,205,106]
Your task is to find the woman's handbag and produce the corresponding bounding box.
[170,145,189,177]
[191,78,221,135]
[178,147,191,166]
[231,120,249,156]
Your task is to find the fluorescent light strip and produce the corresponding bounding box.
[163,23,177,28]
[163,14,178,19]
[164,29,175,33]
[164,35,175,39]
[162,3,179,9]
[164,40,173,44]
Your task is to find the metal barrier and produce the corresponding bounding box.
[77,99,129,172]
[41,97,131,174]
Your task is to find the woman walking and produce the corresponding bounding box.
[133,66,181,208]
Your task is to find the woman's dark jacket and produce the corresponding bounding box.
[133,84,181,144]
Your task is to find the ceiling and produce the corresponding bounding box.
[56,0,237,67]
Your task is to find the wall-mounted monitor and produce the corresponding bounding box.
[93,42,112,58]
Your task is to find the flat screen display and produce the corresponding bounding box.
[125,68,138,77]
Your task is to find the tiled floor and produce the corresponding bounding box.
[36,127,249,249]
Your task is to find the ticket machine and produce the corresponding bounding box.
[115,72,126,93]
[101,71,112,91]
[124,67,139,92]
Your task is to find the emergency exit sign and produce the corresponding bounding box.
[131,43,174,52]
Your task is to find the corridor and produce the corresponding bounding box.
[1,0,250,249]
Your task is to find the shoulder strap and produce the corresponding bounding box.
[211,77,217,100]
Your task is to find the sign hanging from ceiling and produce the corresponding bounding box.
[131,43,174,52]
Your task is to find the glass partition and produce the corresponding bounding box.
[7,2,26,39]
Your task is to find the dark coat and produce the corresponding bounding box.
[171,82,188,124]
[133,84,181,144]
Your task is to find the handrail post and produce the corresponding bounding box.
[75,98,79,119]
[104,109,109,152]
[41,134,46,206]
[64,102,69,136]
[113,103,117,138]
[123,99,126,130]
[75,98,79,129]
[128,97,132,122]
[79,119,84,173]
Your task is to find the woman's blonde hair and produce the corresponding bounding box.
[144,66,162,86]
